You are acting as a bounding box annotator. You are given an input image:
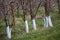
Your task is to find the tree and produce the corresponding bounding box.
[20,0,29,33]
[0,0,12,39]
[44,0,53,27]
[57,0,60,14]
[29,0,37,30]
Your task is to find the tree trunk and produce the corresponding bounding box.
[17,3,20,17]
[4,15,12,39]
[30,0,37,30]
[57,0,60,14]
[21,0,29,33]
[44,0,53,27]
[23,10,29,33]
[12,8,16,26]
[1,0,12,39]
[24,11,29,33]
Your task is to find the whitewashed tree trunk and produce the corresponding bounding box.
[44,16,53,27]
[45,16,49,27]
[25,20,29,33]
[32,19,37,30]
[48,16,53,27]
[6,26,12,39]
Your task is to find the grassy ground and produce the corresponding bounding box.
[0,6,60,40]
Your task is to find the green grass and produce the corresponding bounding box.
[0,16,60,40]
[11,25,60,40]
[0,6,60,40]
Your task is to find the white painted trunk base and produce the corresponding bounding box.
[48,16,53,27]
[9,28,12,34]
[44,16,53,27]
[32,19,37,30]
[25,20,29,33]
[6,26,12,39]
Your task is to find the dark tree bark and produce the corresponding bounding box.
[44,0,50,16]
[0,0,9,27]
[29,0,35,19]
[57,0,60,14]
[20,0,28,21]
[29,0,37,30]
[17,3,20,17]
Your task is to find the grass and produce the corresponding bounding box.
[11,25,60,40]
[0,16,60,40]
[0,6,60,40]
